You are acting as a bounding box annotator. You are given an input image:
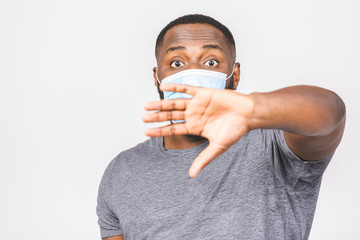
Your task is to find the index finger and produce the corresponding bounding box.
[160,84,199,96]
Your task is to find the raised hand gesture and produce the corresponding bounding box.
[143,83,254,178]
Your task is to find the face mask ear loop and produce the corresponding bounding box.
[225,63,236,81]
[156,70,162,86]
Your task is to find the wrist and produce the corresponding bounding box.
[247,92,269,132]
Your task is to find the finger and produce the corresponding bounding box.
[188,142,228,178]
[160,84,199,96]
[144,123,189,137]
[142,111,185,122]
[144,99,190,111]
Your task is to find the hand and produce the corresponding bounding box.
[143,84,254,178]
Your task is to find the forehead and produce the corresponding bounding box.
[159,23,233,55]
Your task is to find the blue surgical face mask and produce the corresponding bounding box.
[157,65,235,100]
[156,65,235,123]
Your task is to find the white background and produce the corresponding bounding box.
[1,0,359,239]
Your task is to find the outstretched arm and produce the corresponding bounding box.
[249,85,345,161]
[143,84,346,178]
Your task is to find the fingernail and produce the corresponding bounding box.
[189,168,197,178]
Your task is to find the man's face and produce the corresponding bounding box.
[154,23,240,93]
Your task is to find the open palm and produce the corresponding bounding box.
[143,84,254,178]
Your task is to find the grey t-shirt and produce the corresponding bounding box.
[96,129,332,240]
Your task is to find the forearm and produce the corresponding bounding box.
[247,85,346,160]
[248,85,345,136]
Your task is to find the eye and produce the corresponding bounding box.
[170,60,184,68]
[204,59,219,67]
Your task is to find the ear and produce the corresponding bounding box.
[232,62,241,90]
[153,67,158,87]
[153,67,164,100]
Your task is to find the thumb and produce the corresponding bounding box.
[188,141,228,178]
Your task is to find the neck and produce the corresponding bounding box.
[163,135,208,149]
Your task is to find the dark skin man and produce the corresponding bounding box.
[103,23,345,240]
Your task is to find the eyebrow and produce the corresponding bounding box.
[202,44,223,51]
[165,44,224,54]
[166,46,185,54]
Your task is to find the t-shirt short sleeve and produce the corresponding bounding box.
[261,129,333,193]
[96,159,124,238]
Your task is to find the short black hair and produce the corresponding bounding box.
[155,14,236,57]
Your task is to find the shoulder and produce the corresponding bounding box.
[110,137,157,169]
[99,137,157,188]
[118,137,154,157]
[242,128,277,152]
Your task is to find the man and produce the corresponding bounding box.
[97,14,345,240]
